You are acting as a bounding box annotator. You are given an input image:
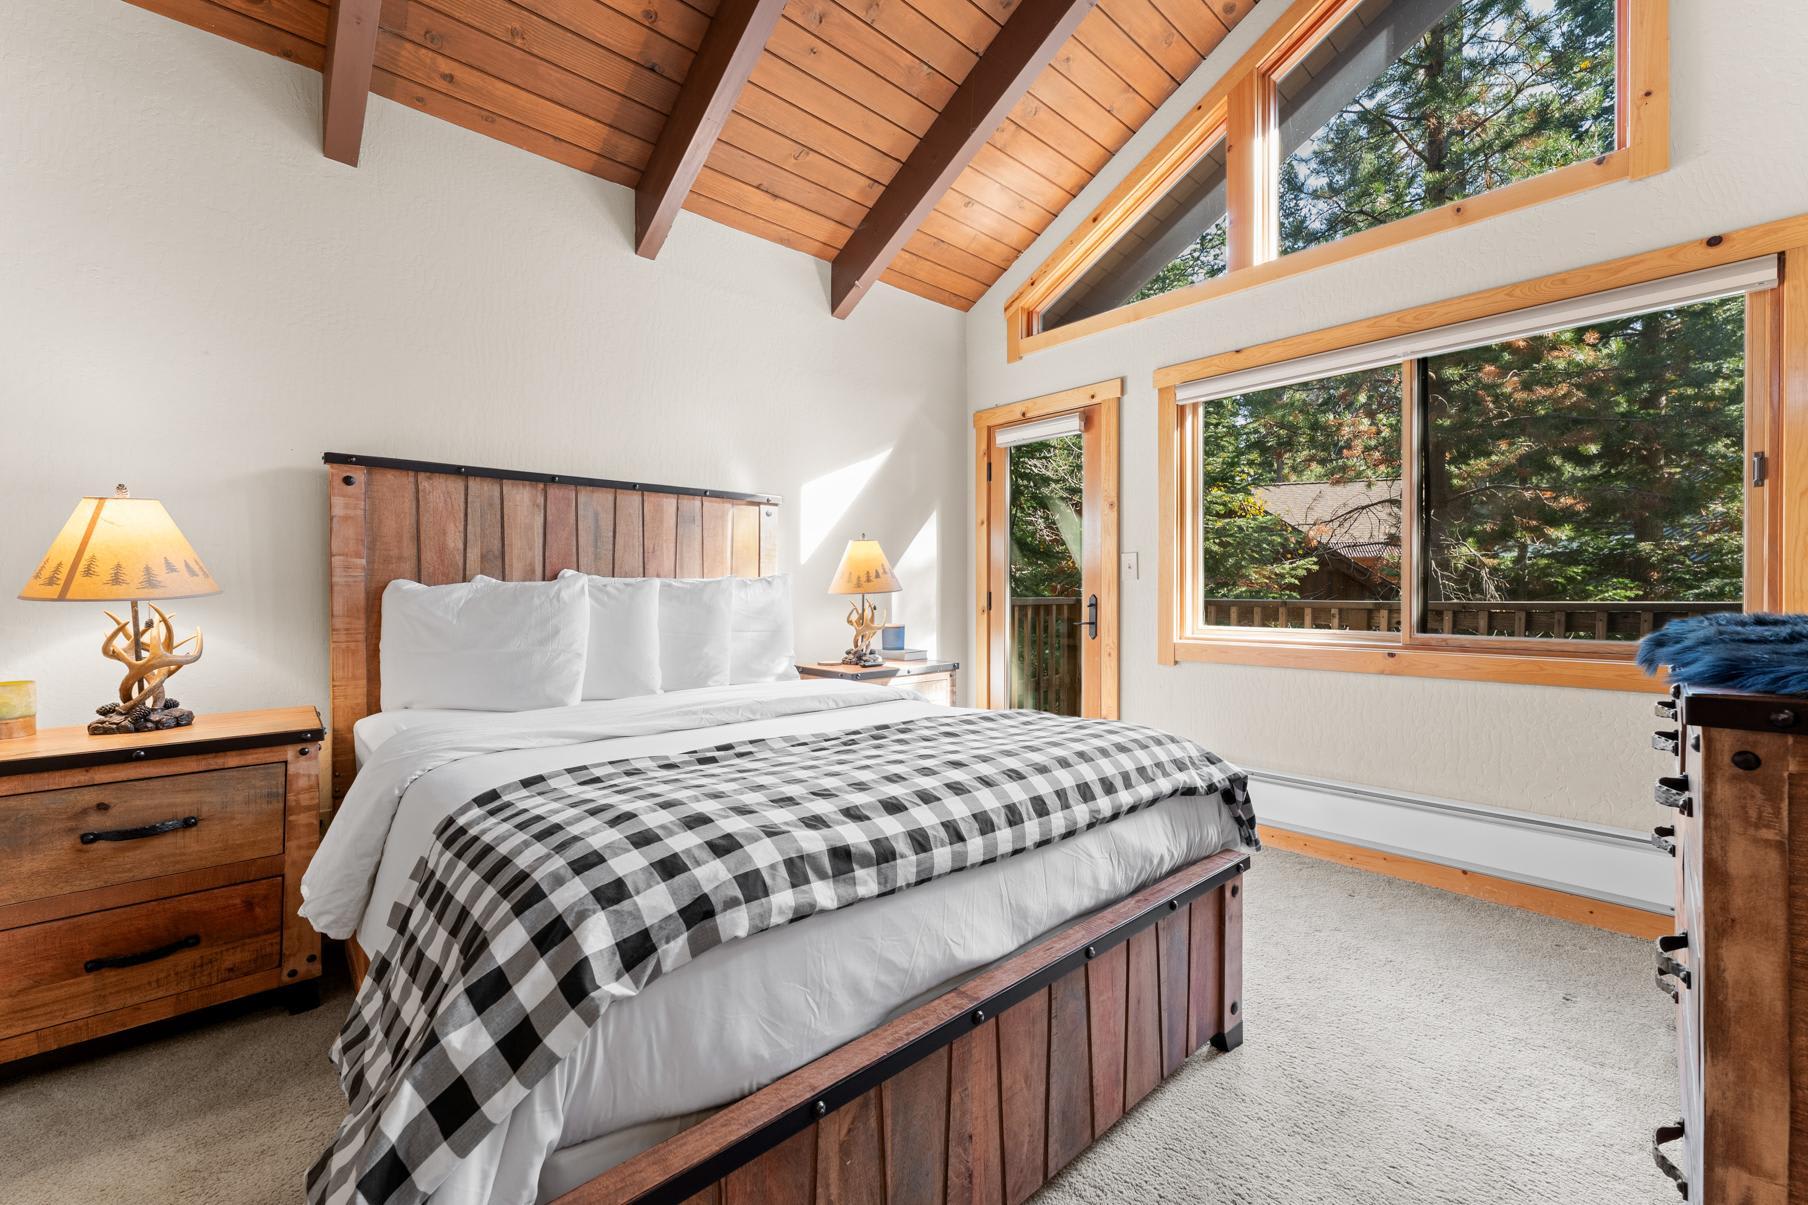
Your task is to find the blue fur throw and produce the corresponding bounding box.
[1637,612,1808,694]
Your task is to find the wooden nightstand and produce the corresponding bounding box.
[798,659,960,705]
[0,707,325,1062]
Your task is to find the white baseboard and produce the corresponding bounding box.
[1248,769,1672,914]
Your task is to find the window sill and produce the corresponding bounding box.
[1167,634,1662,693]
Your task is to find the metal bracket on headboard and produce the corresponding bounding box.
[324,453,782,814]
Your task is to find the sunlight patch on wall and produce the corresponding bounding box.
[800,450,891,564]
[892,511,939,654]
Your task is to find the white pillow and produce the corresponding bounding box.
[730,575,799,684]
[378,575,588,711]
[557,571,662,700]
[657,578,735,691]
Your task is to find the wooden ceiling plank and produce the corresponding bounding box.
[376,33,655,166]
[384,1,668,141]
[791,0,956,108]
[1050,30,1156,130]
[940,179,1040,247]
[881,263,978,309]
[209,0,328,42]
[1146,0,1231,59]
[968,143,1072,217]
[372,66,641,185]
[987,119,1091,197]
[423,0,683,113]
[829,0,1095,318]
[692,166,854,247]
[591,0,714,52]
[924,196,1031,259]
[829,0,976,81]
[898,0,1002,56]
[765,16,938,139]
[734,82,902,184]
[887,247,988,300]
[323,0,380,164]
[718,112,884,207]
[749,55,918,161]
[1073,7,1179,107]
[1026,70,1133,151]
[125,0,325,64]
[705,140,869,226]
[512,0,695,80]
[904,227,1008,284]
[1007,88,1111,174]
[1102,0,1200,83]
[634,0,788,258]
[684,192,840,259]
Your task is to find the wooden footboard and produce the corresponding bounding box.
[555,847,1249,1205]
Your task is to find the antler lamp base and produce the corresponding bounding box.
[86,601,203,735]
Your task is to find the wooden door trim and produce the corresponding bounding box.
[973,379,1123,716]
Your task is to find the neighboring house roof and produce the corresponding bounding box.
[1252,480,1402,555]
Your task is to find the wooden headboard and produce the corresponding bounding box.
[325,452,780,809]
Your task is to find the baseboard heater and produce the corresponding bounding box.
[1247,768,1672,914]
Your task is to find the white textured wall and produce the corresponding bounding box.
[1,1,967,730]
[965,0,1808,829]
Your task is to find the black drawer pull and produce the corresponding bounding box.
[83,933,200,973]
[80,815,199,845]
[1657,931,1689,954]
[1654,776,1693,816]
[1652,730,1680,754]
[1652,1121,1689,1198]
[1652,824,1676,856]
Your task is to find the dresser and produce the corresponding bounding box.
[0,708,324,1061]
[1650,686,1802,1201]
[797,659,960,705]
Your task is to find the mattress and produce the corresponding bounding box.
[307,681,1243,1204]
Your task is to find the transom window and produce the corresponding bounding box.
[1160,254,1778,689]
[1008,0,1667,358]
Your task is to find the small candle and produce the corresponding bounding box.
[0,681,34,721]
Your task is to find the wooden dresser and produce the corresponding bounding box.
[798,659,960,705]
[0,707,324,1061]
[1651,686,1803,1201]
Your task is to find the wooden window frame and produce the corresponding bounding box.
[1155,213,1808,691]
[1005,0,1670,363]
[974,379,1123,717]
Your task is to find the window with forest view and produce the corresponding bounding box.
[1189,291,1748,643]
[1279,0,1616,254]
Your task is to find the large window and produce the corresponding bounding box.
[1009,0,1668,359]
[1159,248,1784,690]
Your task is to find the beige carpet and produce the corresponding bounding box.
[0,850,1679,1204]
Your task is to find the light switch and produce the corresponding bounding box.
[1120,552,1140,579]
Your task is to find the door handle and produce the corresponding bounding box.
[1083,594,1098,640]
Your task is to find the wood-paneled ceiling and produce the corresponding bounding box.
[123,0,1257,314]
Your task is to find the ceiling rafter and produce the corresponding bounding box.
[828,0,1101,320]
[635,0,788,260]
[321,0,380,166]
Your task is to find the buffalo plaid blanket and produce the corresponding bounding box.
[307,709,1254,1205]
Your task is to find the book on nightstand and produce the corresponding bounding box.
[890,648,929,661]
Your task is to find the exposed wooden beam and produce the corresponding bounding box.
[322,0,380,166]
[829,0,1097,319]
[635,0,787,259]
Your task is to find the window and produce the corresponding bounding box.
[1007,0,1669,361]
[1156,234,1795,691]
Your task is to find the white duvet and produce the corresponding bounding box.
[302,681,1242,1204]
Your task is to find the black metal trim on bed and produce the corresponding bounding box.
[322,453,782,506]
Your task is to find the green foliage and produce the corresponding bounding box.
[1132,216,1229,302]
[1007,434,1084,598]
[1424,298,1745,605]
[1280,0,1616,252]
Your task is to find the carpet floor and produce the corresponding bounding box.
[0,850,1679,1203]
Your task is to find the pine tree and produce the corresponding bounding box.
[106,562,129,587]
[41,561,65,588]
[163,557,181,575]
[137,564,163,591]
[81,555,100,578]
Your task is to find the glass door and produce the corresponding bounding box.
[979,396,1118,718]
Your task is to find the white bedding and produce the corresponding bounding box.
[306,682,1241,1204]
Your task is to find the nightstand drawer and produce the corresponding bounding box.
[0,764,286,909]
[897,674,953,705]
[0,878,283,1039]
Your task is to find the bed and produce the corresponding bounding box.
[306,452,1255,1205]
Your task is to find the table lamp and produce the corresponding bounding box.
[829,536,900,667]
[18,485,218,735]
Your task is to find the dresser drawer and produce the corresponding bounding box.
[0,764,286,909]
[0,877,282,1039]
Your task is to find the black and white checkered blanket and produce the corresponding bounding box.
[307,709,1254,1205]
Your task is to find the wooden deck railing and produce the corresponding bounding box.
[1199,598,1737,640]
[1010,596,1082,714]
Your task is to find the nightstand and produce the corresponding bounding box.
[798,659,960,705]
[0,707,324,1061]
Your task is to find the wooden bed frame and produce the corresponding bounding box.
[324,451,1249,1205]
